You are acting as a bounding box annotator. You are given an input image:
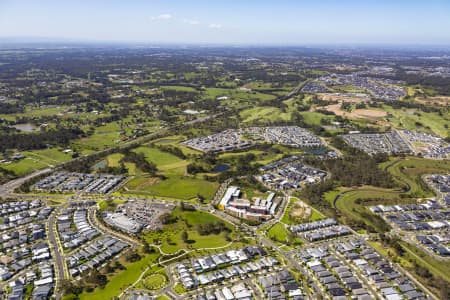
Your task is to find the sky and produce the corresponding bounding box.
[0,0,450,45]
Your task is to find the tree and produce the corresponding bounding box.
[159,212,177,224]
[182,231,188,243]
[197,193,205,204]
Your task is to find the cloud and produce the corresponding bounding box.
[183,19,200,25]
[151,14,172,21]
[209,23,222,29]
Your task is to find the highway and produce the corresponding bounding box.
[0,167,52,198]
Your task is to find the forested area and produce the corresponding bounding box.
[0,128,84,152]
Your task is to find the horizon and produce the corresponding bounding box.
[1,0,450,45]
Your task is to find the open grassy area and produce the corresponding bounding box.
[160,85,198,92]
[203,87,276,103]
[133,146,188,174]
[143,207,235,255]
[308,208,325,222]
[151,135,202,156]
[106,153,124,167]
[300,111,335,127]
[327,158,450,232]
[73,122,123,152]
[267,223,288,243]
[79,252,159,300]
[383,105,449,138]
[141,270,167,290]
[280,197,297,225]
[382,157,450,198]
[98,199,127,211]
[123,176,218,201]
[2,148,72,176]
[240,106,291,123]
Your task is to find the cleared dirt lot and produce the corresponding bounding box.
[318,93,368,103]
[316,104,387,119]
[414,96,450,107]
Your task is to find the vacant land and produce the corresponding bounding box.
[123,176,218,201]
[383,105,449,138]
[240,106,291,123]
[414,95,450,107]
[133,146,188,174]
[2,148,72,176]
[318,104,387,119]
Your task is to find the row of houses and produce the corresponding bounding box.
[0,200,42,217]
[416,233,450,256]
[257,270,304,300]
[1,223,45,251]
[302,225,352,242]
[1,206,52,231]
[177,246,269,289]
[336,239,427,300]
[196,283,254,300]
[57,208,100,249]
[6,261,54,300]
[183,126,324,154]
[66,236,128,277]
[340,131,412,156]
[33,172,124,194]
[259,162,327,190]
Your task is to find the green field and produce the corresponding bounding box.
[327,157,450,231]
[204,87,276,102]
[133,146,188,173]
[381,157,450,198]
[383,105,449,138]
[123,176,219,201]
[308,208,326,222]
[73,122,123,152]
[79,252,159,300]
[240,106,291,123]
[143,207,235,254]
[267,223,289,242]
[141,271,167,290]
[106,153,124,167]
[160,85,198,92]
[2,148,72,176]
[299,111,334,126]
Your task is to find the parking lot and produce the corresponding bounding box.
[103,200,175,234]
